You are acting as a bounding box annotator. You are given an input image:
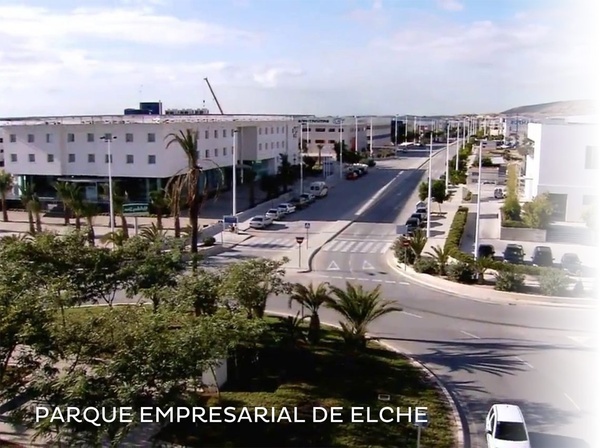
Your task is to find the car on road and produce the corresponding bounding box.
[300,193,315,204]
[405,217,419,235]
[346,170,358,180]
[289,196,307,209]
[277,203,296,214]
[415,207,428,221]
[409,213,423,227]
[309,181,328,198]
[531,246,554,267]
[265,208,284,220]
[494,188,506,199]
[485,404,530,448]
[478,244,495,259]
[561,252,582,275]
[503,244,525,264]
[249,215,273,229]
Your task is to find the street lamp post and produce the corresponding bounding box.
[426,123,433,238]
[455,121,460,172]
[299,122,304,193]
[100,134,117,233]
[354,115,358,152]
[474,141,483,259]
[369,117,373,158]
[445,123,450,190]
[232,129,238,216]
[339,118,343,179]
[394,114,398,145]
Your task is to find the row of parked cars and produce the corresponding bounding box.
[478,243,583,274]
[404,201,429,235]
[248,191,320,229]
[345,163,369,180]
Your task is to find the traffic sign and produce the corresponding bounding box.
[402,239,410,247]
[223,215,238,225]
[396,224,408,235]
[122,203,149,216]
[304,222,311,229]
[295,236,304,245]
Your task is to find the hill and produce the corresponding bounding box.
[501,100,597,116]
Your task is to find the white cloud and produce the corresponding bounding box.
[437,0,464,11]
[346,0,387,25]
[252,67,305,88]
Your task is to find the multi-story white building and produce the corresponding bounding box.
[523,119,598,222]
[502,116,532,140]
[0,114,298,204]
[298,116,391,156]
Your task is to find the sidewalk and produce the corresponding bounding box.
[420,188,464,256]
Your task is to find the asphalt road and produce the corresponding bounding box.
[305,150,599,447]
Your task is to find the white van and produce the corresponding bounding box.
[309,181,328,198]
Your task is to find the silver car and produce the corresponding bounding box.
[277,203,296,214]
[249,215,273,229]
[265,208,283,220]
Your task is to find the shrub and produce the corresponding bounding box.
[393,237,416,265]
[413,257,438,275]
[501,196,521,221]
[538,268,569,296]
[494,271,525,292]
[501,218,528,228]
[464,190,473,202]
[444,206,470,261]
[203,236,216,246]
[447,262,477,284]
[521,193,554,229]
[366,159,376,167]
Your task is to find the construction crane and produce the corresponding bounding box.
[203,78,224,114]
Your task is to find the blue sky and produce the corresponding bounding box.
[0,0,595,117]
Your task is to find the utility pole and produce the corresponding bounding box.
[369,118,373,157]
[445,123,450,190]
[474,141,483,259]
[100,134,117,233]
[339,117,343,179]
[426,123,433,238]
[299,122,304,193]
[232,129,238,216]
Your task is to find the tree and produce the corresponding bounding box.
[431,179,449,213]
[418,181,428,201]
[326,282,402,349]
[471,256,495,284]
[139,222,168,242]
[289,282,331,344]
[259,174,280,200]
[19,182,40,234]
[166,176,183,238]
[333,142,362,164]
[221,257,291,318]
[278,153,295,193]
[316,144,324,164]
[149,188,168,230]
[409,228,428,259]
[425,245,452,276]
[168,270,223,316]
[53,181,78,226]
[243,168,258,207]
[0,170,14,222]
[522,193,554,229]
[81,201,99,246]
[303,156,317,171]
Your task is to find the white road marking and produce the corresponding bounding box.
[564,393,581,411]
[379,242,393,253]
[385,280,395,284]
[363,260,375,270]
[339,241,355,252]
[513,356,534,369]
[402,311,423,319]
[361,242,375,252]
[398,281,410,285]
[347,277,356,280]
[327,261,340,271]
[354,171,404,216]
[460,330,481,339]
[332,276,343,279]
[372,279,383,283]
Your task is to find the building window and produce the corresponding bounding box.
[67,133,75,142]
[328,140,336,144]
[9,134,16,143]
[276,142,280,149]
[10,154,17,162]
[259,128,262,135]
[223,147,227,156]
[205,149,210,158]
[265,128,268,135]
[126,154,134,164]
[46,133,53,143]
[585,146,599,169]
[315,128,326,132]
[104,133,112,140]
[205,130,209,139]
[27,134,34,143]
[271,127,274,134]
[28,154,35,162]
[126,133,134,142]
[87,133,94,142]
[271,142,274,149]
[282,140,286,148]
[147,133,156,143]
[222,129,227,138]
[231,129,235,137]
[68,154,76,163]
[105,154,113,163]
[47,154,54,163]
[214,130,218,138]
[328,128,336,132]
[315,139,325,144]
[258,143,262,151]
[88,154,95,163]
[148,155,156,164]
[214,148,218,157]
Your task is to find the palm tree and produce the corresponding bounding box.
[326,282,403,349]
[19,182,38,234]
[409,228,428,260]
[317,144,324,165]
[149,188,168,230]
[289,282,331,345]
[140,222,168,242]
[472,256,496,284]
[166,177,183,238]
[102,182,129,239]
[81,201,99,246]
[100,229,127,248]
[165,129,222,254]
[425,245,453,276]
[0,170,14,222]
[281,312,308,349]
[53,181,75,226]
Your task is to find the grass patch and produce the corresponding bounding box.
[154,318,456,448]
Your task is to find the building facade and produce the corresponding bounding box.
[523,120,598,222]
[0,114,298,204]
[502,116,532,139]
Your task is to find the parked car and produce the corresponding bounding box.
[478,244,495,259]
[309,181,328,198]
[277,203,296,214]
[346,171,358,180]
[494,188,506,199]
[265,208,283,220]
[503,244,525,264]
[485,404,530,448]
[531,246,554,267]
[249,215,273,229]
[405,218,419,235]
[415,207,428,221]
[300,193,315,204]
[288,197,307,209]
[409,213,423,227]
[561,252,582,274]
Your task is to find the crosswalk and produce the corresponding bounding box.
[321,239,394,254]
[235,237,297,251]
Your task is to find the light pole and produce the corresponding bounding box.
[232,129,238,216]
[413,116,417,142]
[394,114,398,146]
[405,115,408,141]
[338,117,343,179]
[299,122,304,193]
[426,122,433,238]
[455,121,460,172]
[474,141,483,259]
[369,117,373,157]
[354,115,358,152]
[100,134,117,233]
[445,123,450,190]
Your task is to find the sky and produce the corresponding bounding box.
[0,0,597,117]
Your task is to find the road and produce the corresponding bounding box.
[302,149,599,447]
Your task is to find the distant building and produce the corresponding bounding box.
[502,116,532,139]
[524,120,598,222]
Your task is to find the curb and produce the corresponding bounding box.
[307,152,447,272]
[266,310,465,448]
[385,252,597,309]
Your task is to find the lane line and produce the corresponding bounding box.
[372,279,383,283]
[513,356,534,369]
[460,330,481,339]
[397,281,410,285]
[354,171,404,216]
[385,280,395,284]
[346,277,356,280]
[564,393,581,411]
[402,311,423,319]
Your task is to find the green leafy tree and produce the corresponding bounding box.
[278,154,295,193]
[522,193,554,229]
[221,257,291,318]
[169,269,223,316]
[326,282,402,349]
[19,182,41,234]
[166,176,183,239]
[0,170,14,222]
[418,181,429,201]
[303,156,317,171]
[502,196,522,221]
[471,256,495,284]
[431,179,449,212]
[539,268,569,296]
[81,201,99,246]
[289,282,331,344]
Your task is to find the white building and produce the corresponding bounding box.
[502,116,532,139]
[523,120,599,222]
[298,116,391,157]
[0,114,298,203]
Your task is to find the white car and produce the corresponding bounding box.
[486,404,530,448]
[265,208,283,220]
[277,203,296,214]
[249,215,273,229]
